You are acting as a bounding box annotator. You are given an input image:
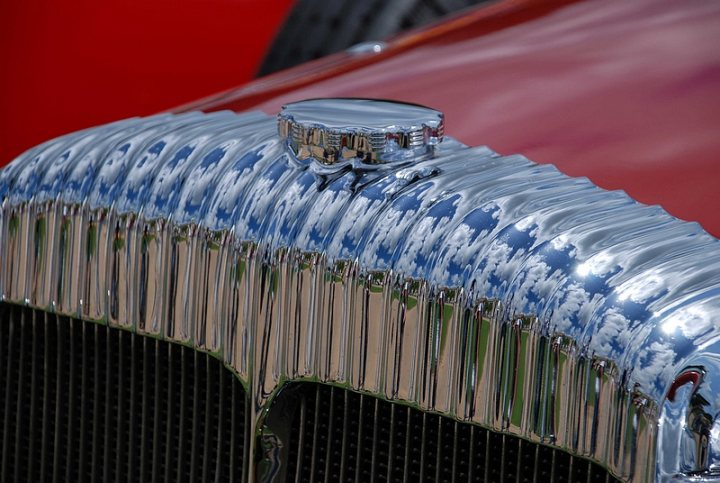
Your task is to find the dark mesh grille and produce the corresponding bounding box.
[276,383,620,483]
[0,302,249,482]
[0,301,623,482]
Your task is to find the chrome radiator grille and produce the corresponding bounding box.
[2,109,720,481]
[0,302,249,482]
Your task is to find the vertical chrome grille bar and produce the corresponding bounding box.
[451,421,459,483]
[176,347,189,480]
[418,412,427,482]
[111,327,120,480]
[353,394,365,482]
[39,313,51,483]
[101,323,110,477]
[90,325,100,482]
[64,317,76,482]
[214,361,225,483]
[468,424,475,482]
[228,372,238,482]
[370,397,380,483]
[26,309,40,482]
[517,438,524,483]
[339,389,350,481]
[11,307,22,482]
[51,314,64,483]
[139,336,150,480]
[13,306,28,483]
[163,343,175,482]
[127,331,138,483]
[323,386,336,482]
[1,304,15,483]
[242,383,250,482]
[5,307,14,482]
[114,330,125,481]
[402,406,412,483]
[189,350,201,481]
[386,401,396,482]
[0,305,6,482]
[77,320,89,479]
[294,391,307,483]
[435,414,443,482]
[500,433,507,481]
[151,339,162,482]
[484,427,491,482]
[201,354,213,482]
[309,384,322,481]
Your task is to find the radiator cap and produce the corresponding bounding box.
[277,98,444,166]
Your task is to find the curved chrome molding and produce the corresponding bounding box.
[2,110,720,482]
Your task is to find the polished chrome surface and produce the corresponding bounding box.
[2,105,720,482]
[277,98,444,166]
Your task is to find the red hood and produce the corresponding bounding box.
[185,0,720,238]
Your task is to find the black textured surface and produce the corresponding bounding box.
[258,0,492,76]
[0,302,249,483]
[278,382,620,483]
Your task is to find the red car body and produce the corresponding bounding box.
[182,0,720,239]
[0,0,295,164]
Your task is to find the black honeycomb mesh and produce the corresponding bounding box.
[0,302,248,483]
[275,382,620,483]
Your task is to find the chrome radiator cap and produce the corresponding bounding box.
[277,98,444,166]
[1,100,719,482]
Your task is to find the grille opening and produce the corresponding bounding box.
[269,382,621,483]
[0,302,249,482]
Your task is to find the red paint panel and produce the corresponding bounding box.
[191,0,720,238]
[0,0,294,164]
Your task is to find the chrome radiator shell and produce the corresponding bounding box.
[1,110,719,482]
